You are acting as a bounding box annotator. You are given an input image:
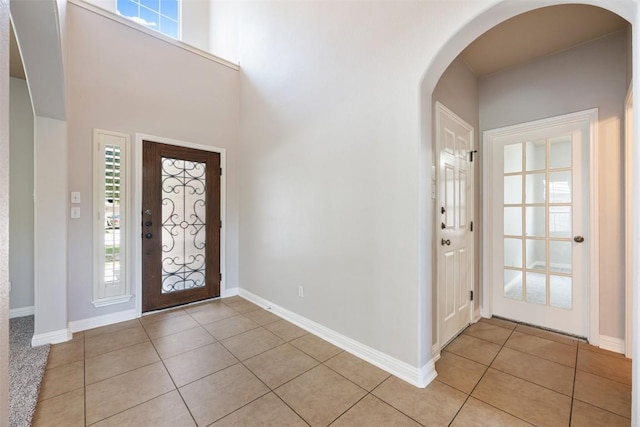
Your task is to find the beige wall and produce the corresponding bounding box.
[66,3,240,322]
[9,77,34,311]
[479,30,629,339]
[237,0,491,367]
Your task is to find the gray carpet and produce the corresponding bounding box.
[9,316,50,427]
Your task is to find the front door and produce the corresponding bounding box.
[142,140,221,312]
[436,102,474,347]
[486,112,592,336]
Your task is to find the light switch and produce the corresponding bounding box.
[71,207,81,219]
[71,192,81,204]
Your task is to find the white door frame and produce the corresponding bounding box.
[133,133,228,317]
[435,102,475,352]
[481,109,599,344]
[625,84,633,358]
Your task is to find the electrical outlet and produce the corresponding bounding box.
[298,285,304,297]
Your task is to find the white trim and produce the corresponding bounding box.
[473,308,482,323]
[625,83,633,359]
[69,309,137,333]
[482,109,599,342]
[599,335,626,355]
[93,129,131,304]
[31,328,72,347]
[239,289,437,388]
[133,133,227,318]
[222,287,239,298]
[9,306,35,319]
[67,0,239,71]
[431,343,441,362]
[588,110,600,347]
[91,294,133,308]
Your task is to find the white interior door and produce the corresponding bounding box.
[486,114,592,337]
[436,102,474,347]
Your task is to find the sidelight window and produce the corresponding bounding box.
[93,129,132,306]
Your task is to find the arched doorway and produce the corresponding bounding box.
[419,0,638,423]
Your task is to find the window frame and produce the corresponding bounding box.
[115,0,181,40]
[93,128,132,307]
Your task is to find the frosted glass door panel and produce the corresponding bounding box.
[526,173,546,203]
[504,207,522,236]
[525,207,546,237]
[549,171,572,203]
[549,206,572,238]
[504,270,523,301]
[504,143,522,173]
[526,140,546,171]
[504,176,522,204]
[550,136,572,169]
[526,239,546,271]
[504,238,523,268]
[549,241,572,273]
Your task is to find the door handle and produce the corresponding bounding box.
[573,235,584,243]
[441,207,446,214]
[441,238,451,246]
[145,233,153,239]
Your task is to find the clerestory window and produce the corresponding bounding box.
[116,0,180,39]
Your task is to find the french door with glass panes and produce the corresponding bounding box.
[142,140,221,312]
[487,115,591,336]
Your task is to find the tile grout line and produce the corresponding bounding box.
[446,323,535,426]
[568,339,580,427]
[444,324,509,426]
[141,313,200,427]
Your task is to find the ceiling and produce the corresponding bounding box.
[9,4,630,81]
[461,4,629,76]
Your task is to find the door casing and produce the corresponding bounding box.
[481,109,599,344]
[134,134,227,317]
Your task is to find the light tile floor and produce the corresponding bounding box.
[32,297,632,426]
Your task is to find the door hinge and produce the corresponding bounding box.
[469,150,478,162]
[220,167,223,176]
[470,221,473,232]
[219,272,222,281]
[220,220,222,228]
[470,290,474,301]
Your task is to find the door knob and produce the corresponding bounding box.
[573,235,584,243]
[441,238,451,246]
[145,233,153,239]
[145,221,152,227]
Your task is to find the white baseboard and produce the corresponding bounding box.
[69,309,137,333]
[32,328,72,347]
[9,305,35,319]
[599,335,625,355]
[473,308,482,323]
[239,289,437,388]
[222,287,239,298]
[432,343,441,362]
